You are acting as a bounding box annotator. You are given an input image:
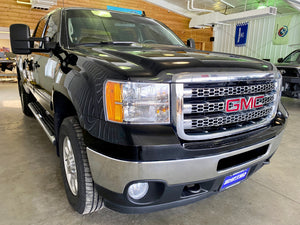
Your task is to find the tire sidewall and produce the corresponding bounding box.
[18,81,26,112]
[18,80,33,117]
[59,117,87,214]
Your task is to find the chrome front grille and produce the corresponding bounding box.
[184,83,275,98]
[173,71,281,141]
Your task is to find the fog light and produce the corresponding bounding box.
[128,182,149,200]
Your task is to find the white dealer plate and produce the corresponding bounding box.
[220,168,250,191]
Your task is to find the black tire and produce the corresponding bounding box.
[18,80,34,117]
[59,116,103,214]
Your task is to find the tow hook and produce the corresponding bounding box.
[186,184,202,194]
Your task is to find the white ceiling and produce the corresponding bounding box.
[146,0,299,17]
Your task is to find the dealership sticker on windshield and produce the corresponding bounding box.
[220,168,250,191]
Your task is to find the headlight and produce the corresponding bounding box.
[271,71,282,119]
[105,80,170,124]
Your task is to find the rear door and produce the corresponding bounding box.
[31,12,60,114]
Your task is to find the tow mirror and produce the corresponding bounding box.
[10,24,31,54]
[10,24,57,55]
[187,38,196,49]
[277,58,284,63]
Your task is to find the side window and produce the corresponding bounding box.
[33,17,48,48]
[32,13,60,48]
[34,17,48,38]
[44,13,60,42]
[285,52,300,63]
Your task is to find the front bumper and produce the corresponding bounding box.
[87,131,284,213]
[95,160,267,214]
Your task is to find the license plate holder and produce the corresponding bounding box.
[220,168,250,191]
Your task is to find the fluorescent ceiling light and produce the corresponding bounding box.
[189,7,277,28]
[257,4,267,9]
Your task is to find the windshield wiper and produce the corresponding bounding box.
[101,41,136,45]
[76,41,136,46]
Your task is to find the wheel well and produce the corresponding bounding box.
[53,91,77,156]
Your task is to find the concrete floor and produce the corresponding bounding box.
[0,82,299,225]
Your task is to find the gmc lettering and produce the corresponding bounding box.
[226,96,264,112]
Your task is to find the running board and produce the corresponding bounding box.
[28,102,56,145]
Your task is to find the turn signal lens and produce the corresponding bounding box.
[105,81,123,122]
[104,80,170,124]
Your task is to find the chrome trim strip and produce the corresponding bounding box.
[172,71,280,83]
[34,87,52,104]
[87,133,283,194]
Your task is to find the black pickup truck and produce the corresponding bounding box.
[10,7,287,214]
[276,50,300,98]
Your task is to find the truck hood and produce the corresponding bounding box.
[72,44,274,81]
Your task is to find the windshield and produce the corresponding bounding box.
[283,51,300,64]
[66,9,185,47]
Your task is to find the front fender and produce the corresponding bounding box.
[54,55,134,145]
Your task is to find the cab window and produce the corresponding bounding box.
[33,17,48,48]
[44,12,60,42]
[34,17,48,38]
[284,51,300,63]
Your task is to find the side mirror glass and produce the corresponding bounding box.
[277,58,284,63]
[187,38,196,49]
[10,24,31,54]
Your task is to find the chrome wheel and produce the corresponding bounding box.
[63,136,78,196]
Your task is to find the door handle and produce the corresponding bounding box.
[34,61,40,69]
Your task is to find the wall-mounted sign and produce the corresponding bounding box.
[273,15,293,45]
[107,5,144,16]
[235,22,249,47]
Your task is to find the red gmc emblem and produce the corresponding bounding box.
[225,96,264,112]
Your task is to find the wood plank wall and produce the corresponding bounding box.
[0,0,213,51]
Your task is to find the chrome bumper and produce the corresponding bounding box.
[87,132,283,194]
